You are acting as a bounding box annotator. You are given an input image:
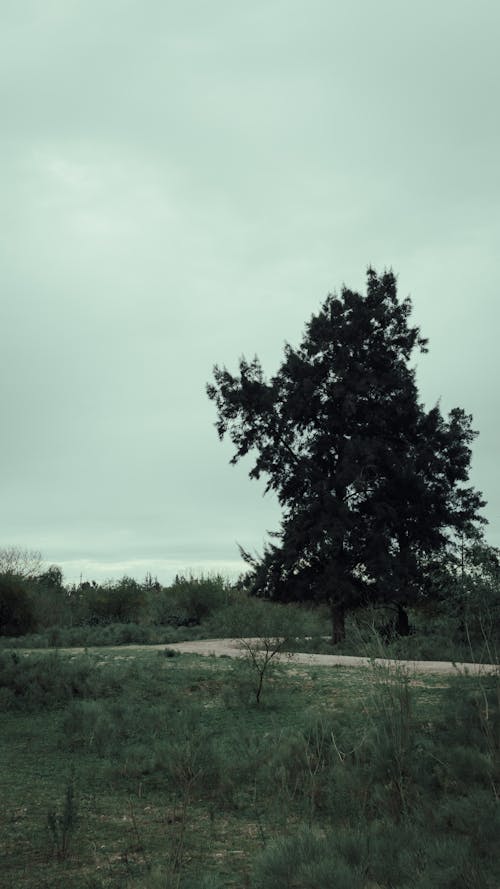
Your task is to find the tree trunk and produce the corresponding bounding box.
[331,601,346,645]
[396,604,410,637]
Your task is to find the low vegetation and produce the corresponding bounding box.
[0,548,499,887]
[0,644,498,888]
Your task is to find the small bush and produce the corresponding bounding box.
[252,827,361,889]
[0,651,123,710]
[62,700,118,755]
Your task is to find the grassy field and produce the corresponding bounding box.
[0,646,498,889]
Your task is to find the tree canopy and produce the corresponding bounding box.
[207,269,486,641]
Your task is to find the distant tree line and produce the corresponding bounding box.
[0,550,231,638]
[1,538,498,662]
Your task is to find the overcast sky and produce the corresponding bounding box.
[1,0,499,585]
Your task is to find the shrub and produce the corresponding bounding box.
[0,651,122,710]
[0,620,192,649]
[62,700,118,755]
[252,827,361,889]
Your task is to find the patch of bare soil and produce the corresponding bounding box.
[19,638,498,675]
[153,638,498,676]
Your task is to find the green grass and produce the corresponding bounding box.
[1,647,498,888]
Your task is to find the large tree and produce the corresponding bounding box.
[207,269,486,642]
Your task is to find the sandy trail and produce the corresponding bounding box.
[19,638,498,675]
[137,638,497,676]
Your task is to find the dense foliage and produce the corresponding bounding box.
[0,567,231,642]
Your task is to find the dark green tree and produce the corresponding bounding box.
[207,269,486,642]
[0,573,36,636]
[36,564,64,590]
[31,565,71,629]
[81,576,146,625]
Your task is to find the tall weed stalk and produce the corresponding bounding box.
[46,776,79,861]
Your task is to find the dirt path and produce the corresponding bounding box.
[139,638,497,676]
[20,637,498,675]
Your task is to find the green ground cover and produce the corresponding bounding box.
[0,647,498,889]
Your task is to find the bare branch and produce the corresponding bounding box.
[0,545,43,579]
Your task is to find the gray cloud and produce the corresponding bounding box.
[1,0,499,583]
